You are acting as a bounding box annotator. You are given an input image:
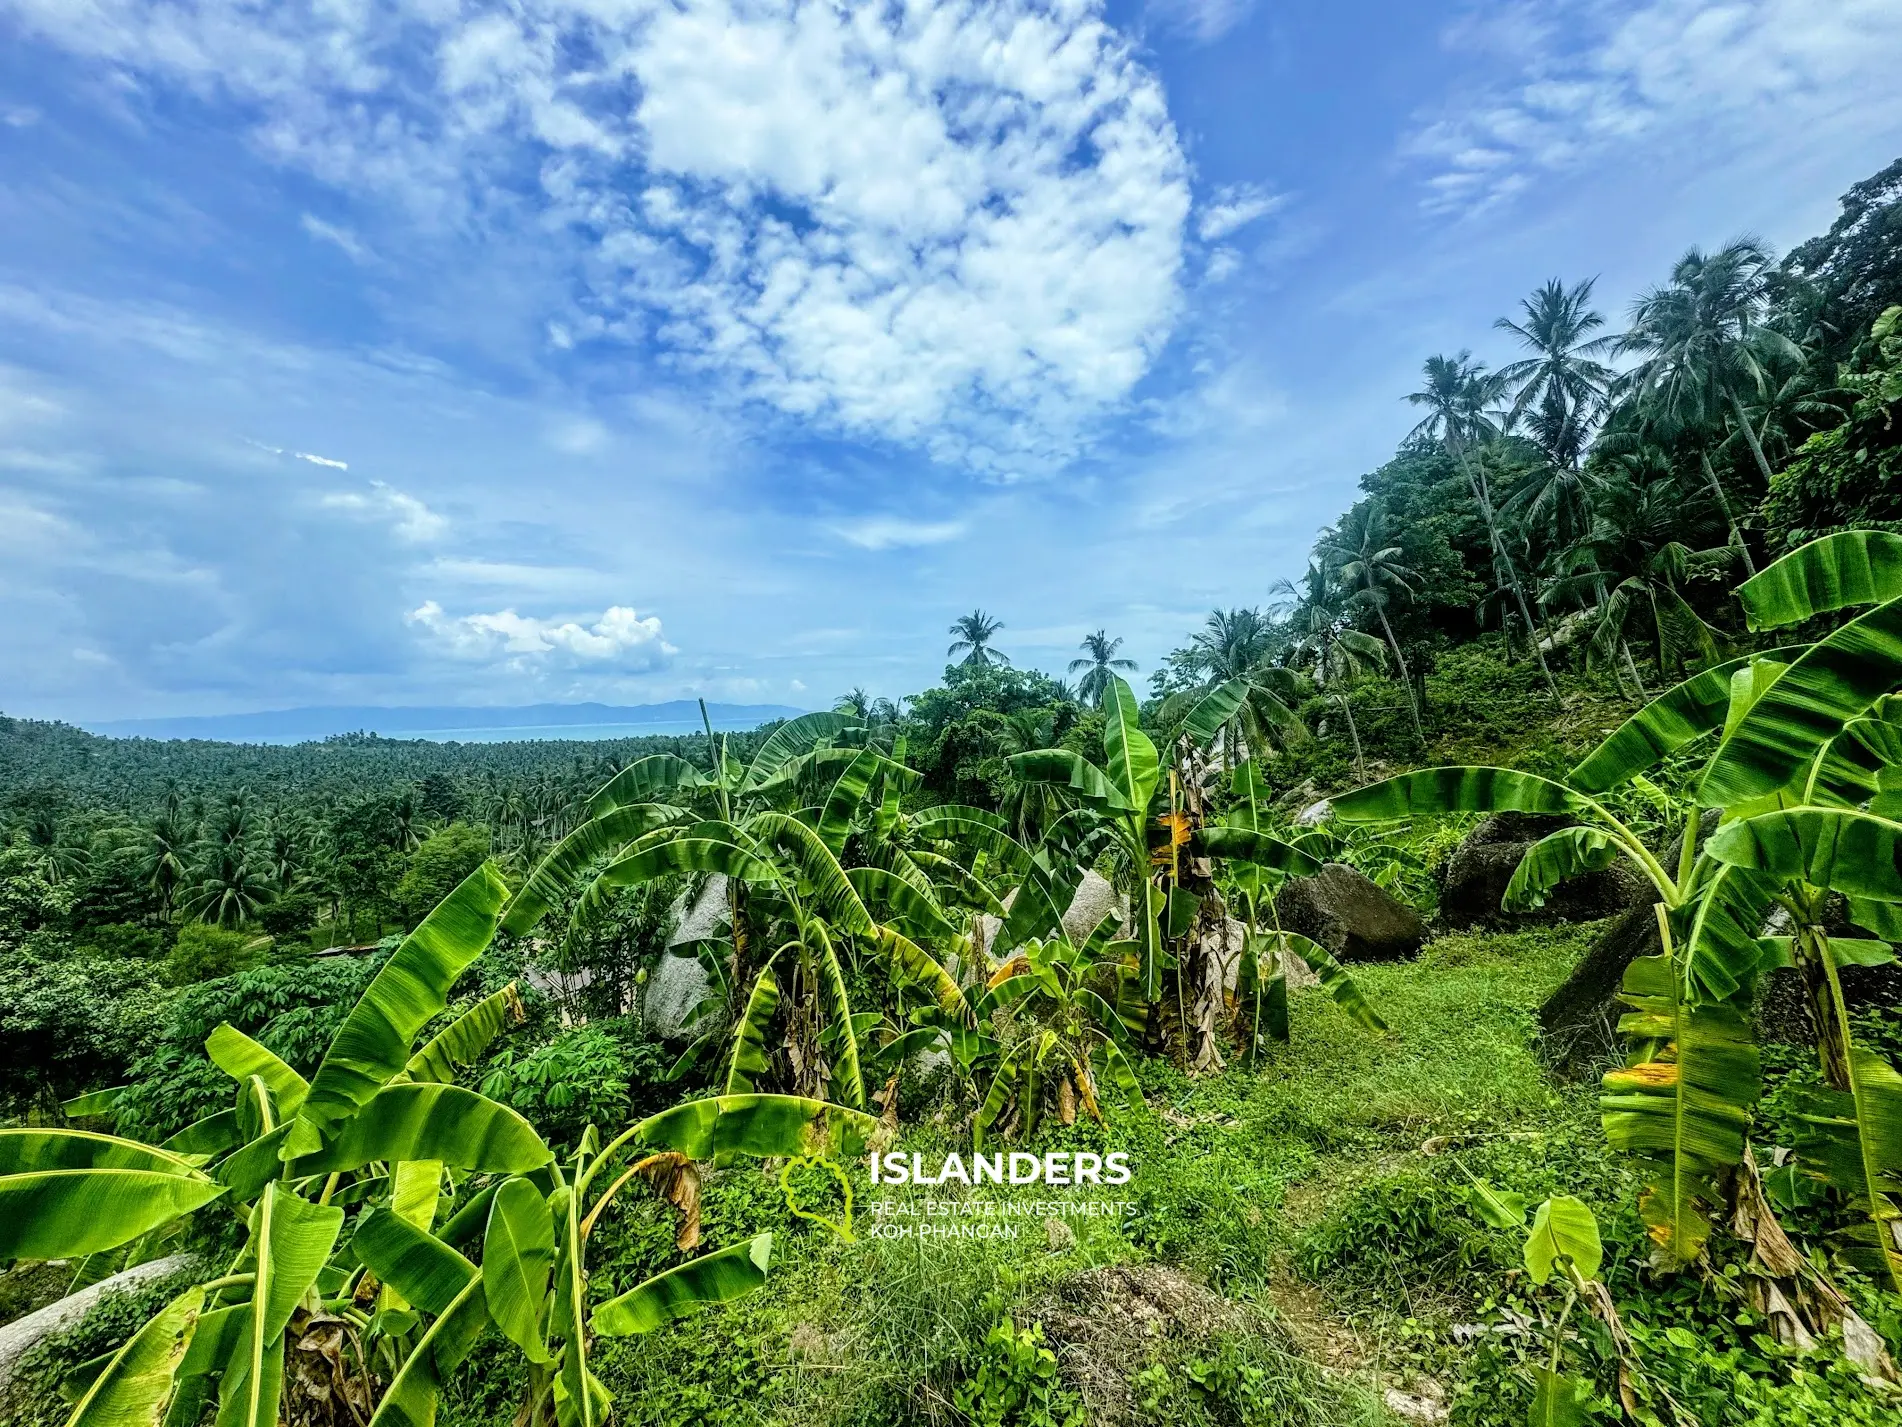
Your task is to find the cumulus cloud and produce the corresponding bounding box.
[320,481,446,542]
[1409,0,1902,216]
[5,0,1194,471]
[407,600,676,668]
[829,517,967,551]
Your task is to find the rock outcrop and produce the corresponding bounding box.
[1275,863,1426,962]
[1438,813,1649,928]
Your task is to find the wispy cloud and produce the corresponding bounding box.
[6,0,1193,473]
[299,213,370,263]
[319,480,444,542]
[1408,0,1902,216]
[1147,0,1257,44]
[828,517,968,552]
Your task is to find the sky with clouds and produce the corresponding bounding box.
[2,0,1899,722]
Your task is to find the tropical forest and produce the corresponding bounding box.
[5,156,1902,1427]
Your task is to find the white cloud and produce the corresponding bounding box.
[828,517,968,551]
[300,213,371,263]
[1197,183,1284,242]
[5,0,1194,472]
[408,600,676,668]
[1410,0,1902,216]
[1147,0,1257,45]
[320,480,446,542]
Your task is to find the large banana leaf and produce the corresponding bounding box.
[1330,767,1587,821]
[61,1086,126,1119]
[592,1234,773,1336]
[163,1109,242,1158]
[741,712,859,792]
[292,1084,551,1176]
[812,922,865,1109]
[503,804,687,934]
[816,749,881,855]
[1737,530,1902,630]
[483,1176,556,1363]
[848,866,953,940]
[231,1184,343,1427]
[366,1275,491,1427]
[1707,807,1902,901]
[65,1282,204,1427]
[1005,750,1130,812]
[997,853,1081,952]
[908,805,1031,870]
[352,1206,476,1314]
[1501,827,1622,912]
[1792,1046,1902,1292]
[289,862,510,1155]
[0,1131,225,1259]
[403,984,523,1084]
[1198,826,1321,877]
[585,754,706,815]
[1600,953,1759,1265]
[725,967,780,1095]
[1523,1195,1602,1285]
[1176,677,1250,747]
[750,813,874,934]
[1567,650,1802,792]
[204,1026,309,1115]
[215,1124,293,1203]
[1278,932,1386,1032]
[621,1094,877,1163]
[874,925,973,1024]
[1675,862,1781,1004]
[1101,676,1160,811]
[1700,595,1902,807]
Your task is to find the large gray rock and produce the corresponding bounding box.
[640,876,727,1040]
[1439,813,1648,928]
[1062,870,1125,943]
[0,1255,196,1391]
[1274,863,1426,963]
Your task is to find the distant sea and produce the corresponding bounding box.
[84,700,810,746]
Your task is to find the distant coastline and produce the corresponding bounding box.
[81,700,809,746]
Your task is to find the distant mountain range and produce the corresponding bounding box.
[84,701,811,746]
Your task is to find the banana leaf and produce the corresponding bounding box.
[291,1084,551,1176]
[585,754,706,815]
[352,1207,476,1315]
[0,1131,224,1260]
[404,984,523,1084]
[622,1093,878,1164]
[1502,827,1622,912]
[812,923,864,1109]
[1791,1046,1902,1292]
[874,925,972,1024]
[61,1086,126,1120]
[741,712,859,792]
[592,1234,773,1336]
[816,749,881,855]
[750,813,874,934]
[483,1177,556,1363]
[228,1184,342,1427]
[725,967,780,1095]
[1198,826,1321,877]
[290,862,510,1154]
[64,1282,204,1427]
[848,866,953,941]
[366,1275,490,1427]
[907,805,1031,870]
[1567,651,1802,792]
[1175,677,1251,747]
[1707,807,1902,901]
[1523,1195,1602,1284]
[1737,530,1902,630]
[1278,932,1386,1032]
[503,805,688,934]
[1331,767,1586,821]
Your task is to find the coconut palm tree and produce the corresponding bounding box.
[1068,630,1138,707]
[947,610,1009,668]
[1618,237,1807,571]
[1278,563,1386,780]
[834,688,872,718]
[1494,277,1616,466]
[1317,503,1426,742]
[137,811,191,919]
[1407,353,1559,696]
[183,842,275,927]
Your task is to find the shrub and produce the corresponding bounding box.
[167,921,263,983]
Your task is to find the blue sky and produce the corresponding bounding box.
[1,0,1899,723]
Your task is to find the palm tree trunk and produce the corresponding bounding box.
[1335,693,1366,780]
[1373,604,1425,743]
[1728,388,1781,489]
[1454,442,1560,697]
[1620,639,1651,703]
[1698,449,1757,576]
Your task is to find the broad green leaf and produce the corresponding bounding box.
[162,1109,241,1158]
[585,754,706,815]
[741,712,859,792]
[293,1084,550,1176]
[1707,807,1902,901]
[503,805,687,935]
[908,805,1031,870]
[231,1184,343,1427]
[849,866,953,941]
[750,813,874,934]
[1005,750,1130,812]
[905,848,1007,915]
[404,984,523,1084]
[483,1178,555,1363]
[352,1207,476,1315]
[581,824,779,924]
[1800,1047,1902,1292]
[1198,826,1321,877]
[204,1026,309,1116]
[1601,955,1759,1265]
[592,1234,773,1336]
[873,925,972,1025]
[1278,932,1386,1033]
[366,1275,490,1427]
[1464,1180,1527,1230]
[215,1125,292,1203]
[999,855,1081,953]
[65,1282,203,1427]
[973,1053,1019,1151]
[624,1094,877,1163]
[1177,677,1251,747]
[1676,862,1780,1003]
[1567,650,1802,792]
[1523,1195,1602,1285]
[290,862,510,1154]
[816,749,880,855]
[1737,530,1902,630]
[1331,767,1586,822]
[812,922,864,1109]
[1528,1368,1593,1427]
[1101,676,1160,811]
[1502,827,1622,912]
[61,1086,126,1119]
[725,967,781,1095]
[177,1304,247,1381]
[1701,594,1902,808]
[0,1131,223,1260]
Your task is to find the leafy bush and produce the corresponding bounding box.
[166,921,263,983]
[953,1316,1085,1427]
[480,1019,665,1143]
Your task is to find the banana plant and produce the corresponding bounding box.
[9,864,875,1427]
[505,711,969,1110]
